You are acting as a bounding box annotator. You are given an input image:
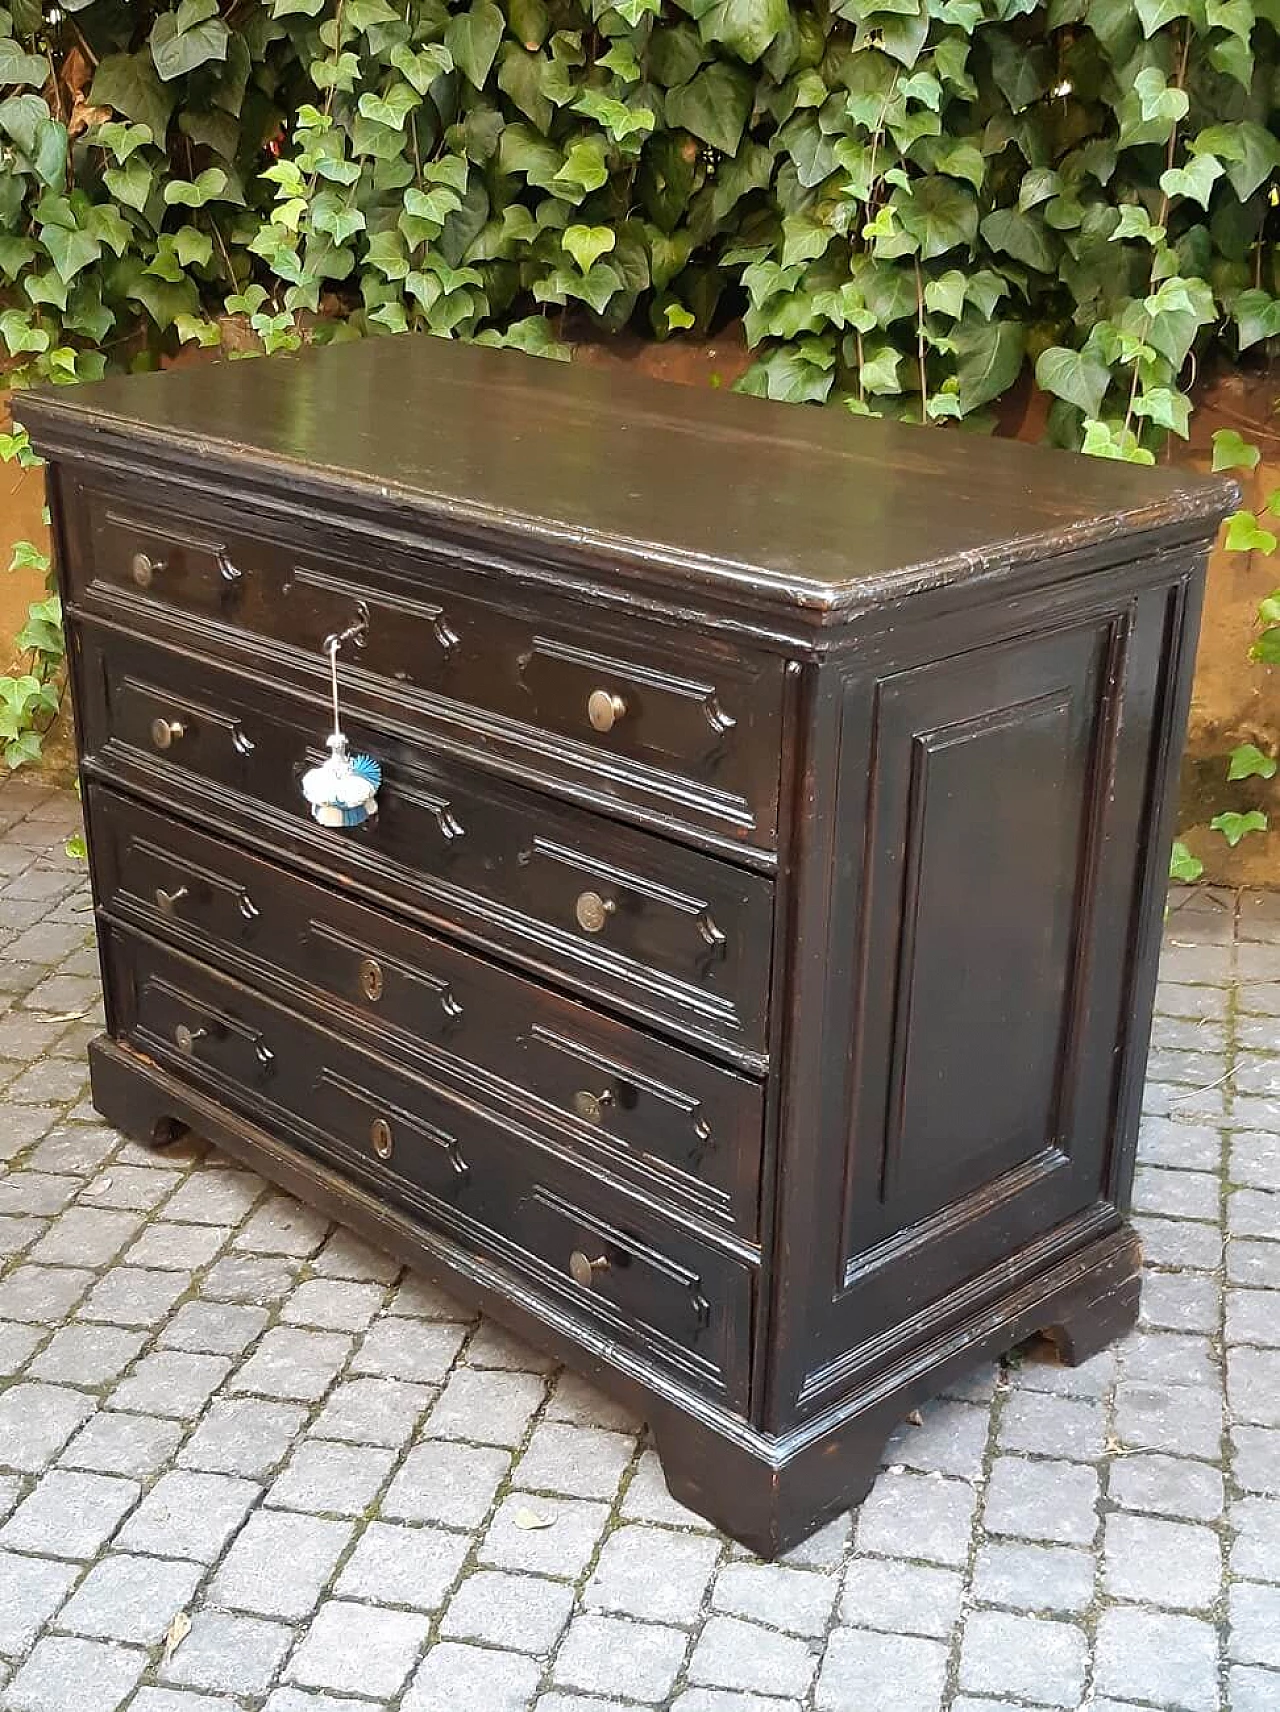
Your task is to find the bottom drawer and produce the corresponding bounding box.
[105,923,753,1407]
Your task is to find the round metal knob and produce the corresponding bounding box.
[131,551,159,590]
[369,1116,393,1160]
[154,884,189,917]
[150,717,185,751]
[359,957,384,1003]
[174,1024,206,1055]
[572,1089,613,1125]
[568,1249,610,1289]
[587,689,627,733]
[574,890,615,934]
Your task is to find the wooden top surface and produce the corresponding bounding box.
[17,334,1233,622]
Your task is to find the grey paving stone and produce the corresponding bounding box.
[555,1613,689,1703]
[0,1319,41,1375]
[59,1411,184,1479]
[620,1448,717,1532]
[969,1540,1094,1614]
[853,1469,976,1565]
[160,1171,266,1227]
[281,1277,386,1331]
[110,1350,233,1418]
[285,1599,430,1697]
[1229,1240,1280,1289]
[201,1255,300,1304]
[671,1696,802,1712]
[310,1227,401,1283]
[384,1272,475,1322]
[516,1420,637,1499]
[79,1266,190,1328]
[1230,1187,1280,1238]
[1231,1496,1280,1580]
[1140,1270,1221,1334]
[1102,1511,1223,1610]
[1228,1288,1280,1348]
[480,1492,611,1577]
[160,1610,293,1695]
[27,1205,143,1268]
[234,1195,331,1258]
[178,1398,309,1478]
[54,1551,204,1644]
[0,1548,80,1652]
[0,1380,95,1470]
[263,1695,389,1712]
[309,1376,435,1448]
[1231,1131,1280,1191]
[115,1471,259,1563]
[840,1557,962,1638]
[544,1368,645,1433]
[1109,1451,1224,1520]
[81,1165,182,1213]
[381,1440,511,1528]
[0,1263,95,1323]
[130,1694,242,1712]
[1133,1214,1224,1271]
[403,1642,540,1712]
[776,1510,851,1570]
[1234,1426,1280,1495]
[710,1561,836,1639]
[0,1172,79,1216]
[1132,1165,1221,1222]
[1231,1665,1280,1712]
[882,1398,989,1479]
[123,1221,229,1271]
[333,1520,470,1609]
[349,1315,468,1383]
[1121,1328,1219,1388]
[6,1058,91,1104]
[424,1366,547,1446]
[1230,1347,1280,1426]
[267,1439,396,1517]
[815,1628,947,1712]
[441,1568,575,1652]
[585,1525,722,1625]
[4,1634,146,1711]
[1136,1116,1224,1171]
[208,1509,354,1620]
[28,1323,147,1385]
[0,1469,139,1560]
[686,1614,816,1698]
[1093,1607,1220,1711]
[463,1318,557,1372]
[981,1457,1098,1546]
[1230,1580,1280,1669]
[229,1327,353,1402]
[1113,1379,1223,1459]
[996,1389,1105,1462]
[158,1300,270,1355]
[958,1609,1087,1709]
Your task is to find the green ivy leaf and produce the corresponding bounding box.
[1228,743,1277,782]
[1210,809,1268,846]
[446,0,505,90]
[1224,511,1278,555]
[1169,841,1204,883]
[0,40,49,86]
[1035,346,1112,418]
[953,318,1025,412]
[896,176,978,259]
[562,224,616,271]
[1132,387,1192,438]
[665,61,754,155]
[698,0,789,64]
[1159,154,1223,210]
[164,167,229,208]
[91,52,174,145]
[980,207,1056,272]
[1230,290,1280,352]
[150,4,230,82]
[1134,0,1192,34]
[1212,429,1261,473]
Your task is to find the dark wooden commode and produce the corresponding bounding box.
[17,339,1233,1555]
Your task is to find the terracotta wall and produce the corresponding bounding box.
[3,365,1276,881]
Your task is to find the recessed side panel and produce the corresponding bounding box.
[766,562,1201,1430]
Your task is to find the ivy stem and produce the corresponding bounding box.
[914,258,928,423]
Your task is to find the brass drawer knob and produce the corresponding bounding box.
[131,551,160,590]
[150,717,185,751]
[154,884,189,917]
[359,957,384,1003]
[587,689,627,733]
[574,890,615,934]
[572,1089,613,1125]
[569,1249,610,1289]
[174,1023,206,1055]
[370,1116,393,1160]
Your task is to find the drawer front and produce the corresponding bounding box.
[78,623,773,1065]
[91,784,763,1241]
[106,924,753,1405]
[76,484,785,853]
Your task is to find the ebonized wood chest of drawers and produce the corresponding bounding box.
[17,338,1233,1555]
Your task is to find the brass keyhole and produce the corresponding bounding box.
[574,891,615,934]
[359,958,384,1003]
[370,1117,393,1160]
[150,717,186,751]
[587,689,627,733]
[568,1249,610,1289]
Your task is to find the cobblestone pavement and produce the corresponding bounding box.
[0,775,1277,1712]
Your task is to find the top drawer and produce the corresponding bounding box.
[70,483,786,856]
